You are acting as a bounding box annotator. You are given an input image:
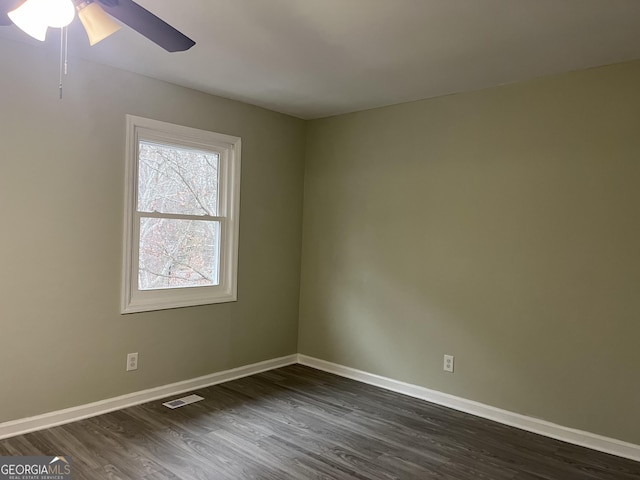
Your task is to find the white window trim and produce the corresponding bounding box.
[121,115,241,314]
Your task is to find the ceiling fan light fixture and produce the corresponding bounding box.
[8,0,75,40]
[76,1,121,46]
[7,0,50,41]
[46,0,75,28]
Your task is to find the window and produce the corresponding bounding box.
[122,116,241,313]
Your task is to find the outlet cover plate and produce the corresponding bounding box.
[126,352,138,371]
[444,354,454,373]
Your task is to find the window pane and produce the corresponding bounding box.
[137,141,219,216]
[138,218,220,290]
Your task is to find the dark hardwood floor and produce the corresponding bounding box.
[0,364,638,479]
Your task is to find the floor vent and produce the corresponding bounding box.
[162,394,204,409]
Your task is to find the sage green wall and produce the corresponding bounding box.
[299,61,640,444]
[2,35,639,448]
[0,39,305,423]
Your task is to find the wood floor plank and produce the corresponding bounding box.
[0,365,638,479]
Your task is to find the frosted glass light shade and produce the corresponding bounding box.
[77,2,121,46]
[8,0,75,40]
[8,0,50,41]
[47,0,75,28]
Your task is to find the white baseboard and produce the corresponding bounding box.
[0,354,297,441]
[297,354,640,463]
[2,353,638,464]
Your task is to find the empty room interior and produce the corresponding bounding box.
[0,1,639,479]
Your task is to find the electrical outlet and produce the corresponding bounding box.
[126,352,138,371]
[444,354,454,373]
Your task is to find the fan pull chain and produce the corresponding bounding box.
[59,26,69,99]
[65,26,69,76]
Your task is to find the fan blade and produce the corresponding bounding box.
[97,0,195,52]
[0,0,24,25]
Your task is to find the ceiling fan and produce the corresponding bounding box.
[0,0,195,52]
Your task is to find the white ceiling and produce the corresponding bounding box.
[2,0,640,119]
